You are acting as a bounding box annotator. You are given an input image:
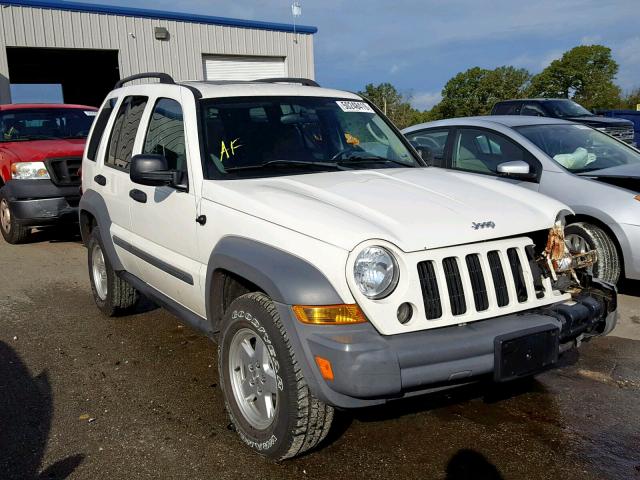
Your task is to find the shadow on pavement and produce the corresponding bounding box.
[0,341,84,479]
[26,226,82,245]
[445,449,504,480]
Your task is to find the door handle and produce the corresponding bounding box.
[94,174,107,186]
[129,189,147,203]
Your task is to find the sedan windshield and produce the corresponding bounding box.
[200,96,421,178]
[516,124,640,173]
[0,108,96,142]
[545,100,593,118]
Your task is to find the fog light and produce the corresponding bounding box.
[315,356,334,381]
[397,302,413,324]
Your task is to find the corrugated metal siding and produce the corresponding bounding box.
[0,5,314,101]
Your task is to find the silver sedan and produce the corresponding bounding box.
[403,116,640,284]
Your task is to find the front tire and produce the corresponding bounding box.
[218,292,334,460]
[0,195,30,244]
[87,226,139,316]
[565,222,621,284]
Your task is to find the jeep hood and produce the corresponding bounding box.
[205,168,566,252]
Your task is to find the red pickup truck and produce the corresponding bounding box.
[0,103,97,243]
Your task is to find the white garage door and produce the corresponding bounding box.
[203,55,287,81]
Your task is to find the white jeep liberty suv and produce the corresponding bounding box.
[79,73,617,460]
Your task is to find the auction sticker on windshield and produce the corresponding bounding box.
[336,101,375,113]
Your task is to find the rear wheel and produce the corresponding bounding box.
[218,292,334,460]
[565,222,620,284]
[87,226,139,316]
[0,196,30,244]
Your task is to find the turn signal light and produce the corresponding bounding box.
[635,195,640,202]
[315,356,335,381]
[292,304,367,325]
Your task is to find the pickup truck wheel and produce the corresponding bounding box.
[565,222,620,284]
[0,196,29,244]
[87,226,139,316]
[219,292,334,460]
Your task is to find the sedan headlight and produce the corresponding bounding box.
[11,162,50,180]
[353,246,399,299]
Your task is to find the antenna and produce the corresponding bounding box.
[291,1,302,43]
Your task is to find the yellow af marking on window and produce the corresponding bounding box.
[220,138,242,161]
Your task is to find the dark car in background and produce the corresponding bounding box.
[0,103,97,243]
[491,98,635,145]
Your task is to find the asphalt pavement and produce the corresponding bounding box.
[1,230,639,480]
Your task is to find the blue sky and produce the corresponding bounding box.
[83,0,640,110]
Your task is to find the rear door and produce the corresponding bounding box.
[126,89,203,316]
[96,95,149,278]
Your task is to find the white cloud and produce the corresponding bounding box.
[390,64,400,74]
[411,91,442,110]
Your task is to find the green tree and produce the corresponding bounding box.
[358,83,419,129]
[429,66,531,119]
[528,45,621,110]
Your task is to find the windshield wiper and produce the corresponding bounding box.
[336,155,411,168]
[225,159,344,172]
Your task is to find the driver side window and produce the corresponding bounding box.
[143,98,187,176]
[452,128,533,176]
[404,128,449,167]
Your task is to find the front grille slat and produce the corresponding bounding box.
[465,254,489,311]
[488,251,509,307]
[417,261,442,319]
[507,248,529,303]
[443,257,466,316]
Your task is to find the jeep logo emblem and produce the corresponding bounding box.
[472,221,496,230]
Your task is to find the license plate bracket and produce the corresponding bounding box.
[494,324,559,382]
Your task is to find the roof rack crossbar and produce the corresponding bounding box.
[115,72,176,89]
[257,77,320,87]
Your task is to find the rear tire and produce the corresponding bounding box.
[87,226,139,316]
[0,196,30,244]
[218,292,334,460]
[565,222,620,284]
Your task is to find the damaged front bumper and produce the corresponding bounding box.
[1,180,80,227]
[276,276,617,409]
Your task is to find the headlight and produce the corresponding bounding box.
[353,246,399,299]
[11,162,50,180]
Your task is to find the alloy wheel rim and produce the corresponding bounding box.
[91,244,108,300]
[1,199,11,233]
[228,328,279,430]
[565,234,590,254]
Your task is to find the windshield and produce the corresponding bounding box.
[200,96,421,178]
[0,108,96,142]
[515,124,640,173]
[545,100,593,118]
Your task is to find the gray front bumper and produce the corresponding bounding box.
[276,296,616,409]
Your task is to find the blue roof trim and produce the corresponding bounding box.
[1,0,318,34]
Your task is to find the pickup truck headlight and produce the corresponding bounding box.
[11,162,50,180]
[353,246,399,299]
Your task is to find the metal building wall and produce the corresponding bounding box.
[0,4,315,103]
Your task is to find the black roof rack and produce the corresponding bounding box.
[257,77,320,87]
[115,72,176,89]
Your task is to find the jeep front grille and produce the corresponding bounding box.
[416,238,557,323]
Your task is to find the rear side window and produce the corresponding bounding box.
[86,98,117,161]
[105,96,148,171]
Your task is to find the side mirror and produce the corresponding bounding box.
[410,143,435,166]
[130,154,182,188]
[497,160,536,180]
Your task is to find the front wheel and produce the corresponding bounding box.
[218,292,334,460]
[565,222,621,284]
[0,195,30,244]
